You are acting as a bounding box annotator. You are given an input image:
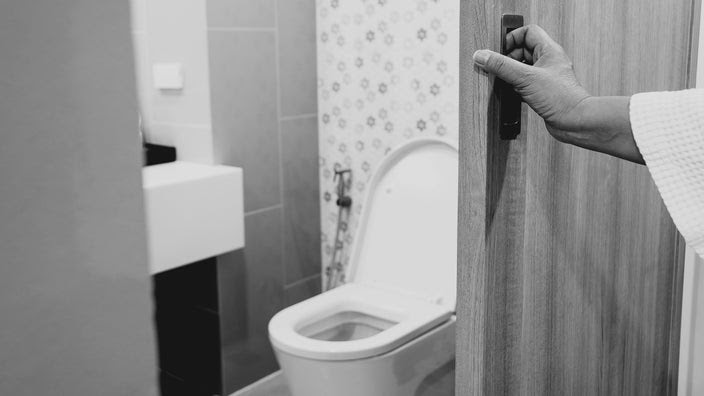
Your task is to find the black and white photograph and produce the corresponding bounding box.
[0,0,702,395]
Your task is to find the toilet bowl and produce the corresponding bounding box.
[268,137,458,396]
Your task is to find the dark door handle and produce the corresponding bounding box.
[498,14,524,140]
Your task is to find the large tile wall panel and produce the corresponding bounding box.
[281,116,322,284]
[148,123,215,164]
[285,275,322,307]
[207,0,275,29]
[206,1,321,391]
[222,336,280,394]
[220,208,284,394]
[242,208,285,337]
[209,31,281,212]
[277,0,318,116]
[217,250,248,353]
[145,0,212,125]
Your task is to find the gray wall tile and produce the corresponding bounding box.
[277,0,317,116]
[243,208,284,336]
[285,275,322,307]
[281,116,322,283]
[217,250,248,350]
[209,31,281,212]
[209,4,320,392]
[207,0,275,29]
[222,336,279,394]
[221,208,284,394]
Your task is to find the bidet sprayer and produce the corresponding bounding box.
[334,169,352,207]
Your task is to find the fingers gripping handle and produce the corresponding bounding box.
[498,14,524,140]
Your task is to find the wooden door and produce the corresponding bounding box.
[456,0,698,394]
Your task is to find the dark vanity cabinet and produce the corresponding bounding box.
[153,258,223,396]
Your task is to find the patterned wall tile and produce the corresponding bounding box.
[317,0,460,286]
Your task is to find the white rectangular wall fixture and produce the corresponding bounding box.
[152,62,184,90]
[143,161,245,274]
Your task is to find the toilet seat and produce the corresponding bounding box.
[269,137,458,364]
[268,282,452,361]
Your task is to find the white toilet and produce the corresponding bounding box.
[268,137,458,396]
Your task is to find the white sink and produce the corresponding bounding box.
[142,161,244,274]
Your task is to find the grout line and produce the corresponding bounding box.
[313,0,325,284]
[280,113,318,122]
[244,204,282,217]
[273,0,288,287]
[208,27,276,32]
[285,273,321,289]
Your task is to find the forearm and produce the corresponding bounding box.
[567,96,645,164]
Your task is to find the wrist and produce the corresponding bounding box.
[555,95,602,147]
[573,95,597,133]
[569,96,625,140]
[565,96,644,164]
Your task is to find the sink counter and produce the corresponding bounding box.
[143,161,244,274]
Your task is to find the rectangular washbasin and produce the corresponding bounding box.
[142,161,244,274]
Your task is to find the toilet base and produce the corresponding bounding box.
[273,316,455,396]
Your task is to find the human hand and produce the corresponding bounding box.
[473,25,643,164]
[473,24,591,142]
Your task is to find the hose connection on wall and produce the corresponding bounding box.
[324,169,352,291]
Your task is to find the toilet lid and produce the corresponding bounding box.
[346,138,458,310]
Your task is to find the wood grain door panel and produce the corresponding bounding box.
[457,0,696,394]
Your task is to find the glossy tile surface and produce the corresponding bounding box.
[209,31,281,212]
[277,0,317,116]
[145,0,212,125]
[206,1,321,392]
[207,0,275,28]
[284,275,322,307]
[281,116,322,284]
[220,208,284,395]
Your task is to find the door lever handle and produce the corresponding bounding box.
[498,14,524,140]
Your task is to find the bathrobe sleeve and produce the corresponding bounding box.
[629,89,704,258]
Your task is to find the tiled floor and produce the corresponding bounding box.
[231,372,290,396]
[231,362,455,396]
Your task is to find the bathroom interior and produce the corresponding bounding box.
[134,0,459,394]
[2,0,704,395]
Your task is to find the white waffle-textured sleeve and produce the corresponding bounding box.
[630,89,704,258]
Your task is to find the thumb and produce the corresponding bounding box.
[473,50,530,86]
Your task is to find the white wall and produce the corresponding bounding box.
[130,0,214,163]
